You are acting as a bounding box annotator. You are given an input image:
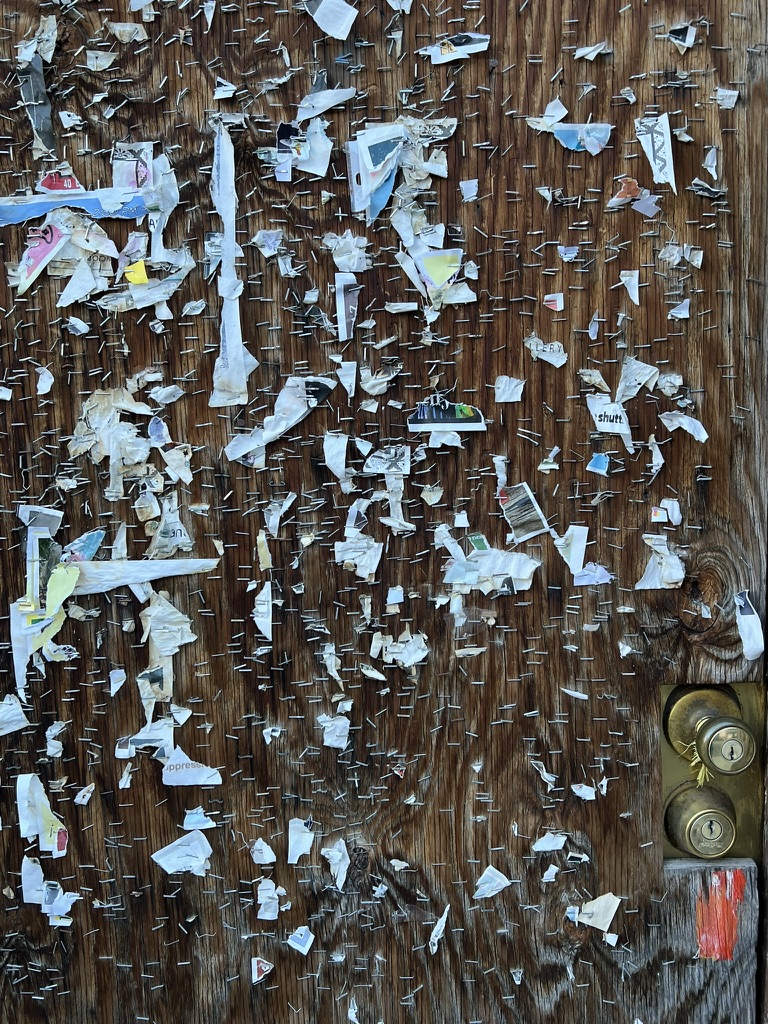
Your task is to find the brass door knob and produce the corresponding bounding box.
[663,686,756,775]
[695,717,756,775]
[665,785,737,858]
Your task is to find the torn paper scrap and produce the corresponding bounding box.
[532,833,567,853]
[18,55,55,158]
[22,856,45,908]
[360,360,403,397]
[658,411,708,442]
[139,591,196,658]
[0,187,150,227]
[524,332,568,367]
[498,483,549,543]
[71,559,219,596]
[151,831,213,876]
[74,784,95,806]
[586,394,634,452]
[407,394,485,432]
[578,892,621,932]
[250,838,277,864]
[668,22,697,54]
[162,747,223,787]
[45,720,66,757]
[17,774,68,858]
[321,838,351,890]
[527,105,613,155]
[296,83,356,122]
[635,535,685,590]
[335,536,384,579]
[183,807,218,831]
[317,714,351,749]
[553,526,589,575]
[288,817,315,864]
[429,905,450,954]
[22,855,81,928]
[574,41,611,61]
[660,498,682,525]
[251,582,273,642]
[614,356,659,404]
[324,230,371,272]
[257,878,283,920]
[16,15,58,66]
[0,694,31,737]
[442,544,541,595]
[735,591,764,661]
[715,87,739,110]
[494,376,525,403]
[418,32,490,65]
[224,376,336,464]
[209,121,258,407]
[619,270,640,305]
[287,926,315,955]
[635,113,677,194]
[18,505,64,533]
[251,957,274,984]
[562,687,589,701]
[530,760,558,792]
[668,299,690,320]
[473,865,512,899]
[571,784,597,801]
[302,0,357,40]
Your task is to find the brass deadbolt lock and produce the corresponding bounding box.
[663,686,756,775]
[665,785,737,858]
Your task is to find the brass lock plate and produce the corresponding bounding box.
[661,683,764,860]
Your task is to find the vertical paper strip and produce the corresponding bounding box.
[695,868,747,961]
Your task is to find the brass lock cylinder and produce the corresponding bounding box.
[663,686,756,775]
[665,785,737,858]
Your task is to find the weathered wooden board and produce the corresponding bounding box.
[632,859,758,1024]
[0,2,765,1023]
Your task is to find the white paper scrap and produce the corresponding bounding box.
[532,833,567,853]
[162,746,223,787]
[251,957,274,984]
[288,817,315,864]
[317,713,351,749]
[183,807,218,830]
[321,838,351,890]
[304,0,357,39]
[494,375,525,403]
[151,831,213,876]
[658,411,708,442]
[635,113,677,193]
[17,774,68,858]
[250,837,277,864]
[287,925,315,955]
[735,590,764,661]
[0,694,31,737]
[472,865,512,900]
[429,905,450,954]
[578,892,621,932]
[635,534,685,590]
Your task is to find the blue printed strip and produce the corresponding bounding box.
[0,190,149,226]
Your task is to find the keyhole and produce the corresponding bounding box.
[700,816,724,843]
[719,736,744,764]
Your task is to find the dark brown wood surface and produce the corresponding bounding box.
[0,2,765,1023]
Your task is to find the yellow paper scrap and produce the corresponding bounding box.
[45,563,80,617]
[125,260,149,284]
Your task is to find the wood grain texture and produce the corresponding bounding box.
[0,2,765,1024]
[633,859,759,1024]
